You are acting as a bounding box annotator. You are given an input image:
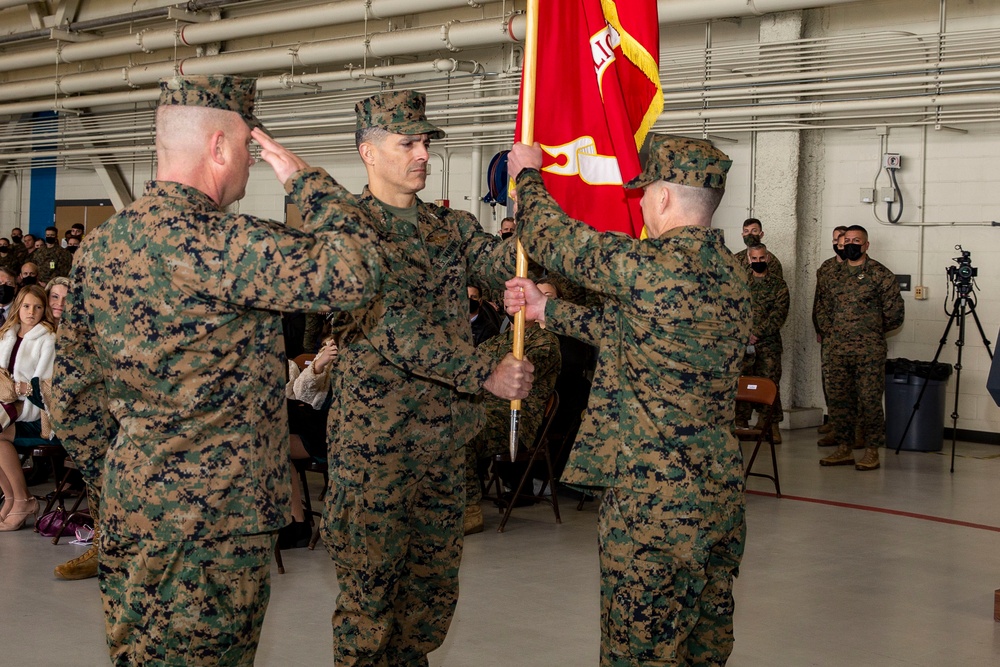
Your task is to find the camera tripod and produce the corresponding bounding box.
[893,288,993,473]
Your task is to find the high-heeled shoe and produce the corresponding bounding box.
[0,497,39,532]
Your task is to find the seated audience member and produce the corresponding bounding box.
[0,285,57,531]
[469,284,501,347]
[498,217,516,240]
[464,312,561,534]
[33,226,73,285]
[282,336,338,549]
[19,262,39,288]
[44,276,100,578]
[66,236,81,262]
[21,234,36,257]
[33,238,44,253]
[0,268,16,323]
[0,238,19,276]
[536,277,597,476]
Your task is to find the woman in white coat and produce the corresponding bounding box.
[0,284,56,531]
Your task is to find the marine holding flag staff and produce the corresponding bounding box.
[321,90,533,666]
[505,135,752,666]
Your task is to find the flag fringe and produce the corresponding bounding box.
[600,0,663,150]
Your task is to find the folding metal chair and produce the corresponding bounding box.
[735,376,781,497]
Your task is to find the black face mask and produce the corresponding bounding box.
[750,261,768,274]
[10,235,21,244]
[500,231,514,240]
[469,298,480,315]
[0,246,7,255]
[833,243,847,259]
[45,235,56,245]
[843,243,864,262]
[67,245,79,254]
[0,285,13,305]
[20,276,36,286]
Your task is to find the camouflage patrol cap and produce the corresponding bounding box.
[625,133,732,190]
[158,75,266,132]
[355,90,445,139]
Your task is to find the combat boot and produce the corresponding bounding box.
[771,423,782,444]
[817,432,837,447]
[54,523,99,580]
[820,444,855,466]
[818,422,832,434]
[855,447,880,471]
[464,504,484,535]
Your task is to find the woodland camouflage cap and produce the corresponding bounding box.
[355,90,445,139]
[158,75,266,132]
[625,134,732,190]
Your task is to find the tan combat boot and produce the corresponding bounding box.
[817,432,837,447]
[855,448,880,471]
[820,444,855,466]
[54,524,98,580]
[771,423,782,444]
[818,422,832,434]
[463,504,484,535]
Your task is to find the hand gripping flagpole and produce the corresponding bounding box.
[510,0,539,462]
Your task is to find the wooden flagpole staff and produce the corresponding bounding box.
[510,0,539,462]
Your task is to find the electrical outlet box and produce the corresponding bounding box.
[914,285,928,300]
[880,187,897,203]
[860,188,876,204]
[883,153,902,169]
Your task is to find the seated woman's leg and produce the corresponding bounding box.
[0,425,39,531]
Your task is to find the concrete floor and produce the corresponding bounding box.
[2,429,999,666]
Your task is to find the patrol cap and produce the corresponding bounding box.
[624,133,732,190]
[158,75,266,133]
[355,90,445,139]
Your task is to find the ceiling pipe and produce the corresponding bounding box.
[0,58,486,117]
[656,0,865,23]
[0,14,523,103]
[0,0,481,71]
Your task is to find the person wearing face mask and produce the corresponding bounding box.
[31,225,73,284]
[735,244,789,443]
[18,262,38,288]
[468,284,500,346]
[498,216,516,240]
[733,218,784,279]
[0,237,19,276]
[813,226,848,446]
[0,268,17,323]
[66,235,81,261]
[817,224,904,471]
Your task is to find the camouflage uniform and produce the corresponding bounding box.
[464,324,561,506]
[32,243,73,283]
[815,256,904,453]
[0,247,20,276]
[812,254,842,424]
[736,270,789,424]
[322,90,517,667]
[51,75,381,666]
[734,246,784,279]
[515,134,752,666]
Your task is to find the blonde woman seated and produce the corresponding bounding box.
[0,285,57,531]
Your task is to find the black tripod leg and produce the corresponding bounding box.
[966,300,994,361]
[949,299,968,474]
[895,304,958,455]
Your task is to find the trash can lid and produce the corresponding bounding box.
[885,357,953,381]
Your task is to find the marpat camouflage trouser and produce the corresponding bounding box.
[825,348,886,450]
[323,439,464,666]
[737,347,783,424]
[99,533,274,666]
[598,487,745,667]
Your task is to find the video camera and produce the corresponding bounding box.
[947,245,977,294]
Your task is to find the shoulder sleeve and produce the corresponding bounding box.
[544,298,604,347]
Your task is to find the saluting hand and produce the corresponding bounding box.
[252,128,309,185]
[484,353,534,401]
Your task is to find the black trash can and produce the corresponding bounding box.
[884,358,953,452]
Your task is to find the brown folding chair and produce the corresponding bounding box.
[484,391,561,533]
[734,376,781,497]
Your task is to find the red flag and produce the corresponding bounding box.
[516,0,661,237]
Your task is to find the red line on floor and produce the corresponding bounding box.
[746,490,1000,533]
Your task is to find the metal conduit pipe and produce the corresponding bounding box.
[656,0,865,23]
[0,59,486,117]
[0,15,524,102]
[0,0,482,72]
